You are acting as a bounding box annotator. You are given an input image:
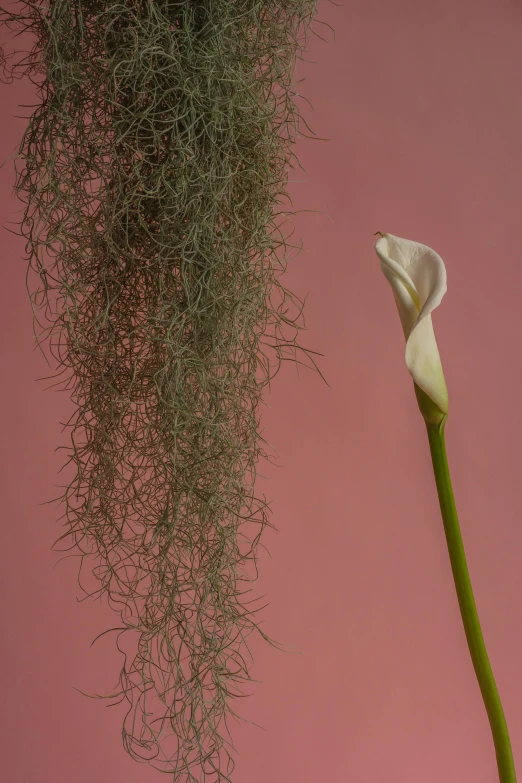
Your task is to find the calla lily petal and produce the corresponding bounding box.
[375,233,449,416]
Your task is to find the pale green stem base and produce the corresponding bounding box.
[425,415,517,783]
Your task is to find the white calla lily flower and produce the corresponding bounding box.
[374,234,518,781]
[375,232,449,421]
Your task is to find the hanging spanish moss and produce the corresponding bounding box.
[0,1,327,780]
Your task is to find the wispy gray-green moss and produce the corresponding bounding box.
[0,1,328,780]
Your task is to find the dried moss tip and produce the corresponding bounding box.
[0,1,329,780]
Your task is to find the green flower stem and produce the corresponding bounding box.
[425,415,517,783]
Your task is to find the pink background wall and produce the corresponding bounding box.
[2,0,522,780]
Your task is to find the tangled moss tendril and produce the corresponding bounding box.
[0,1,329,779]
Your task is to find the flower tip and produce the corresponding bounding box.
[373,230,385,238]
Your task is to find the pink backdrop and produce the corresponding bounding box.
[2,1,522,781]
